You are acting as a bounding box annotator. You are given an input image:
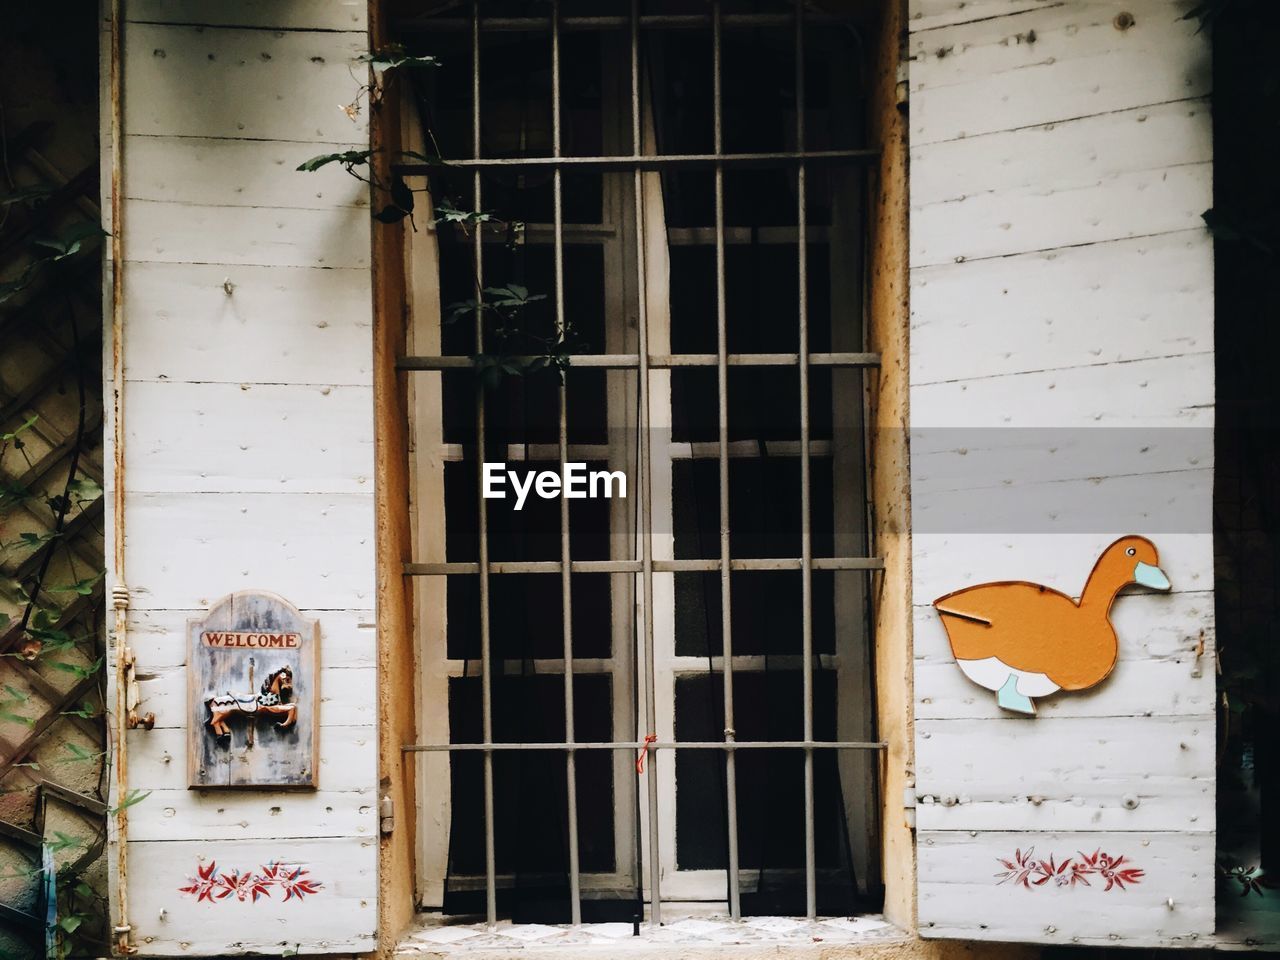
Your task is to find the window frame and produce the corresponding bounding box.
[401,0,885,925]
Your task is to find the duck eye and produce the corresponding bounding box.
[1126,547,1136,556]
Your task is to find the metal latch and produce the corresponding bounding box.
[123,648,155,731]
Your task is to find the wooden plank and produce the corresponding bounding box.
[911,232,1213,384]
[126,836,377,956]
[122,492,375,611]
[911,353,1213,428]
[122,262,371,386]
[127,608,375,671]
[138,665,375,730]
[911,424,1214,497]
[911,99,1210,207]
[123,200,370,269]
[911,532,1215,605]
[127,788,375,843]
[917,777,1212,834]
[123,382,375,495]
[916,655,1214,722]
[912,467,1213,539]
[910,1,1210,146]
[122,25,368,143]
[917,717,1213,835]
[124,136,368,210]
[913,163,1209,267]
[910,0,1061,33]
[914,589,1215,665]
[918,830,1214,944]
[127,726,376,794]
[125,1,366,31]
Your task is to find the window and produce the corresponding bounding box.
[400,0,882,926]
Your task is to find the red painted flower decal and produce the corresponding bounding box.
[996,848,1143,892]
[995,847,1038,889]
[178,861,324,904]
[178,860,221,903]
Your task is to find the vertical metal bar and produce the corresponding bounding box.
[550,0,583,927]
[631,0,662,926]
[711,0,742,922]
[795,2,816,921]
[473,0,498,930]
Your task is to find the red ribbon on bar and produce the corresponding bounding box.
[635,734,658,774]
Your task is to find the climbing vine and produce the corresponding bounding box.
[0,183,115,958]
[298,44,582,387]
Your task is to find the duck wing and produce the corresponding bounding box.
[934,581,1080,670]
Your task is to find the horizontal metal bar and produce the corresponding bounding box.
[397,13,855,33]
[396,149,876,176]
[452,223,827,247]
[403,739,888,753]
[398,351,881,371]
[436,440,837,463]
[405,557,883,575]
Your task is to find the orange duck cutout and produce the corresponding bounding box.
[933,536,1171,715]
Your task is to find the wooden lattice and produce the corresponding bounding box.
[0,113,106,952]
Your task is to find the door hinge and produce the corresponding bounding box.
[380,795,395,835]
[903,780,917,831]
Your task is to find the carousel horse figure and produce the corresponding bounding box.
[206,665,298,744]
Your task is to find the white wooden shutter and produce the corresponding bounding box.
[104,2,377,953]
[909,0,1216,946]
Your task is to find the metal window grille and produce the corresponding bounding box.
[399,0,884,929]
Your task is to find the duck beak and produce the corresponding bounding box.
[1134,561,1171,591]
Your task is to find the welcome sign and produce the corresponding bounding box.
[187,592,319,789]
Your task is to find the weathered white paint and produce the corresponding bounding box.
[124,382,376,494]
[127,0,366,31]
[909,0,1215,946]
[918,831,1214,945]
[127,837,378,955]
[910,2,1211,146]
[123,262,372,386]
[122,25,367,143]
[104,1,375,954]
[127,607,377,670]
[911,232,1212,384]
[124,136,368,210]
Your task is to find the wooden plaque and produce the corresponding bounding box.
[188,592,319,789]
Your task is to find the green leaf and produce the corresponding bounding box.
[110,788,151,815]
[47,832,83,853]
[59,915,83,934]
[61,701,98,720]
[49,573,103,596]
[4,685,28,703]
[443,298,480,325]
[33,222,107,260]
[372,204,409,224]
[390,177,415,215]
[0,709,35,726]
[50,657,103,680]
[1,414,38,442]
[64,742,95,762]
[296,149,373,173]
[66,476,103,503]
[434,201,494,225]
[356,45,441,73]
